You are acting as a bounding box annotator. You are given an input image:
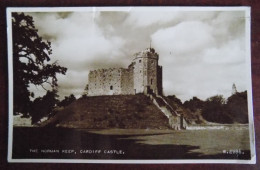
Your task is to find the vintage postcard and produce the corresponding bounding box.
[7,7,255,163]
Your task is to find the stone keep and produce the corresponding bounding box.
[86,48,163,96]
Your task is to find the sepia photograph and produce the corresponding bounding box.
[7,7,255,163]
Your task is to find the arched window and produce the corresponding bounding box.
[110,85,113,90]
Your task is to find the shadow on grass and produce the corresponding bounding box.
[12,127,250,160]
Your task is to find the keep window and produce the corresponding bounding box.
[151,79,153,85]
[110,85,113,90]
[139,59,141,63]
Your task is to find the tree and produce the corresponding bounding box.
[226,91,248,123]
[12,12,67,116]
[58,94,76,107]
[30,89,59,124]
[183,96,204,112]
[84,84,89,95]
[201,95,233,123]
[167,95,182,106]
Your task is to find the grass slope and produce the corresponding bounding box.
[42,94,170,129]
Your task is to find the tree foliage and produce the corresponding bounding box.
[183,97,204,112]
[199,92,249,124]
[167,95,182,106]
[30,90,59,124]
[226,91,248,123]
[12,12,67,116]
[201,95,233,124]
[58,94,76,107]
[182,92,249,124]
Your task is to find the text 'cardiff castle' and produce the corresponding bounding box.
[86,48,187,130]
[86,48,163,96]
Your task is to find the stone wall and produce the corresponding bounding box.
[146,54,158,94]
[88,68,122,96]
[88,68,135,96]
[121,67,134,94]
[133,53,145,94]
[157,66,163,95]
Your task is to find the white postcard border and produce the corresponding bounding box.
[6,6,256,164]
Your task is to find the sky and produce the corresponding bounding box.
[22,7,249,102]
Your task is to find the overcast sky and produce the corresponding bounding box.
[23,7,249,102]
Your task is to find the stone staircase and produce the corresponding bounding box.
[146,93,187,130]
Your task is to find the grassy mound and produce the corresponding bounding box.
[42,94,170,129]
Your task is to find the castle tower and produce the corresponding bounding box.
[132,48,162,95]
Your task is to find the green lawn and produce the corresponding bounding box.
[89,128,250,156]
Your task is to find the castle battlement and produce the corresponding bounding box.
[86,48,163,96]
[133,48,159,59]
[89,68,125,74]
